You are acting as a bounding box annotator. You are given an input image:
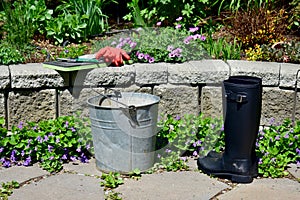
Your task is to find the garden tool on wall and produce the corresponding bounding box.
[197,76,262,183]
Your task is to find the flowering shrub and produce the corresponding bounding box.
[0,116,92,172]
[92,18,208,64]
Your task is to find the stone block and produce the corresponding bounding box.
[8,89,56,128]
[261,87,294,126]
[200,86,223,119]
[0,65,10,89]
[135,63,168,85]
[153,84,199,119]
[0,92,5,119]
[280,63,300,88]
[10,63,64,88]
[168,60,229,84]
[228,60,280,86]
[83,65,135,86]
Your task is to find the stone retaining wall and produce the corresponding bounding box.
[0,60,299,128]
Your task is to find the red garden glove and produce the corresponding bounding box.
[95,46,130,66]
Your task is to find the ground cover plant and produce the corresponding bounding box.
[0,116,92,172]
[155,114,300,178]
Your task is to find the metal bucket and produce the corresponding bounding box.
[87,91,160,173]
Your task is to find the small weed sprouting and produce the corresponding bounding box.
[0,180,20,200]
[100,172,124,190]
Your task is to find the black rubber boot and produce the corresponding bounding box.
[197,76,262,183]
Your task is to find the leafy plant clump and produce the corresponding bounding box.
[156,114,300,178]
[0,116,92,173]
[0,181,20,200]
[100,172,124,190]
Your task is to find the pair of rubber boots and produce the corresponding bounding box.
[197,76,262,183]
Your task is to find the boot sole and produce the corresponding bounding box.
[200,169,254,183]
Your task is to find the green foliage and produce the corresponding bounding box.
[124,0,222,29]
[0,180,19,200]
[0,116,92,173]
[256,119,300,178]
[128,168,142,180]
[156,114,300,178]
[202,35,242,60]
[154,114,225,172]
[288,0,300,31]
[58,44,88,58]
[104,191,123,200]
[153,151,189,172]
[52,0,115,44]
[100,172,124,190]
[0,41,25,65]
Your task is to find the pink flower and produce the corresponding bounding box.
[148,57,155,63]
[175,24,182,29]
[156,21,162,26]
[189,27,199,33]
[176,16,182,21]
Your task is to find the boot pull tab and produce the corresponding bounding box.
[226,91,248,103]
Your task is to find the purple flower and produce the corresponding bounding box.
[36,136,42,143]
[294,135,299,139]
[86,144,90,150]
[200,35,206,41]
[289,142,293,146]
[0,147,3,153]
[23,156,31,166]
[44,135,49,142]
[196,140,202,145]
[65,121,69,128]
[49,156,54,161]
[193,151,198,156]
[258,158,263,165]
[137,53,144,59]
[48,132,54,137]
[180,157,187,161]
[220,125,224,131]
[76,147,81,153]
[175,115,181,120]
[284,133,289,139]
[71,127,76,132]
[144,54,150,60]
[156,21,162,26]
[55,137,60,144]
[169,53,175,58]
[297,160,300,167]
[148,57,155,63]
[165,149,172,153]
[296,148,300,155]
[80,153,88,163]
[176,16,183,21]
[193,142,197,147]
[189,27,199,33]
[18,121,23,129]
[61,154,68,160]
[269,117,275,125]
[111,41,117,46]
[2,159,11,168]
[275,135,280,140]
[167,45,174,51]
[48,145,53,152]
[271,157,276,163]
[10,150,17,163]
[175,24,182,29]
[157,154,161,159]
[70,156,77,161]
[21,150,25,157]
[130,42,137,49]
